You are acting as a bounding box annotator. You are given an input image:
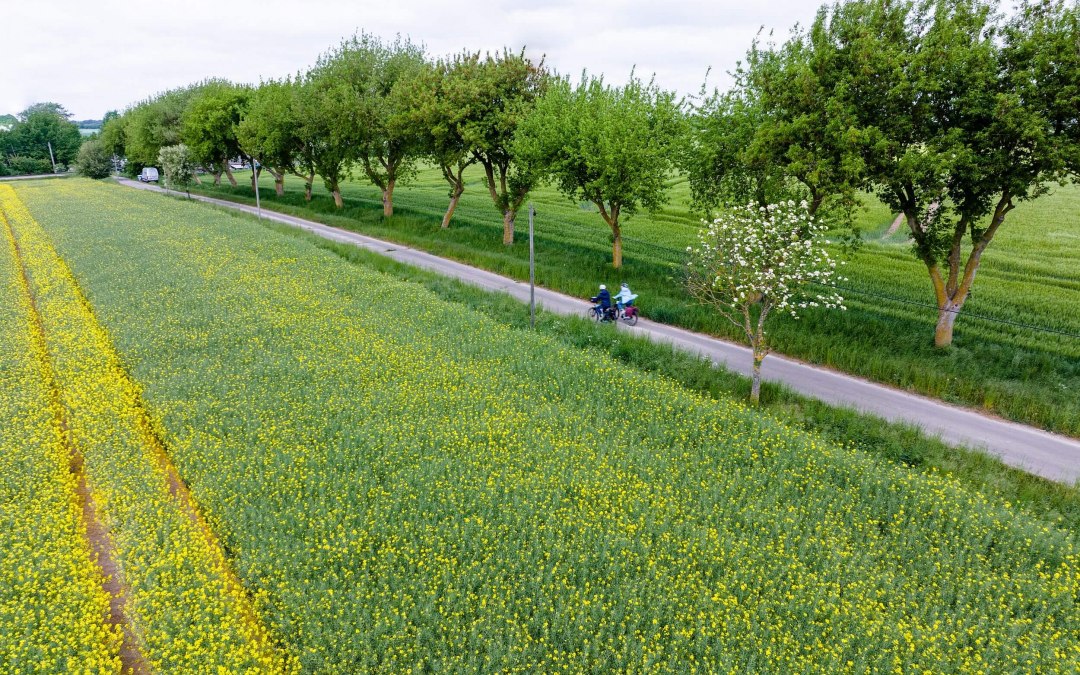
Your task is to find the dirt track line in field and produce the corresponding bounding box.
[884,213,905,238]
[1,206,149,674]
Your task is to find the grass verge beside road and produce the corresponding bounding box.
[255,214,1080,535]
[187,167,1080,437]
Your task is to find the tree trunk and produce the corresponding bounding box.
[304,182,313,202]
[503,210,516,245]
[906,193,1013,350]
[596,201,623,268]
[274,176,284,197]
[381,180,395,217]
[934,305,959,348]
[612,223,622,269]
[212,171,222,186]
[191,173,203,186]
[750,350,764,405]
[332,189,343,209]
[442,190,462,229]
[223,163,237,187]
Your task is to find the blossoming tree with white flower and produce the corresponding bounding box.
[686,200,845,404]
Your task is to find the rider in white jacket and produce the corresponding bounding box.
[614,283,637,309]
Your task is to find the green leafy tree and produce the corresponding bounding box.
[320,33,427,217]
[123,87,197,174]
[395,53,481,227]
[294,67,353,208]
[285,78,319,202]
[98,110,125,159]
[685,19,865,222]
[158,143,196,195]
[19,102,72,120]
[831,0,1080,347]
[238,79,303,197]
[182,80,251,187]
[461,50,547,244]
[4,102,82,170]
[76,138,113,178]
[683,87,785,215]
[517,72,682,268]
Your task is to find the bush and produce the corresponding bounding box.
[76,139,113,179]
[3,156,53,175]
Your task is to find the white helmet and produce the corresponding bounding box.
[599,284,606,290]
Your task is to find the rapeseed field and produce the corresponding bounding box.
[7,179,1080,672]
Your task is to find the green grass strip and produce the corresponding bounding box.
[190,169,1080,436]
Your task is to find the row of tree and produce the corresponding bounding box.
[101,35,680,266]
[97,0,1078,348]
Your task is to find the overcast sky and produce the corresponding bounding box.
[1,0,825,120]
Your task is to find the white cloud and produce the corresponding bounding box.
[0,0,823,119]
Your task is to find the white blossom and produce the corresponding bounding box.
[685,199,847,379]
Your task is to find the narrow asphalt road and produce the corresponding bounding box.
[116,178,1080,484]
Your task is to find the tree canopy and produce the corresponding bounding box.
[0,102,82,172]
[237,78,303,196]
[686,0,1080,347]
[123,87,197,171]
[517,71,682,268]
[293,67,355,208]
[839,0,1079,346]
[462,50,548,244]
[76,138,113,178]
[319,33,427,217]
[182,80,250,187]
[395,53,481,228]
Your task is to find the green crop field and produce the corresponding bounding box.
[3,178,1077,671]
[192,166,1080,436]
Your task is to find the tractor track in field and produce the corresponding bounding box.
[1,206,149,674]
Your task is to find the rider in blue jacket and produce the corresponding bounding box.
[596,284,612,310]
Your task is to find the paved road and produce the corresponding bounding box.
[115,178,1080,484]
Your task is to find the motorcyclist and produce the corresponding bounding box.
[614,283,637,310]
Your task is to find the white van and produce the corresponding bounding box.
[139,167,160,182]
